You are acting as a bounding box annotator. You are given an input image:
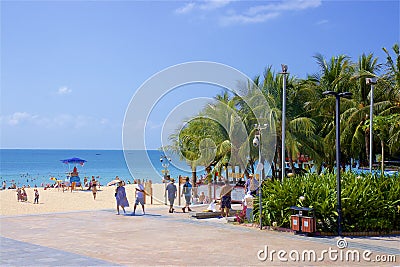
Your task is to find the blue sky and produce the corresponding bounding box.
[1,0,399,150]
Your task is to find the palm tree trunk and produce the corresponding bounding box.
[381,140,385,173]
[208,183,212,202]
[276,145,282,181]
[192,167,197,185]
[287,150,296,175]
[365,129,370,168]
[232,166,236,183]
[205,166,212,201]
[270,162,276,181]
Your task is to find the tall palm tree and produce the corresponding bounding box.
[382,43,400,155]
[305,54,355,171]
[341,53,380,167]
[203,91,253,180]
[260,67,320,177]
[168,116,223,184]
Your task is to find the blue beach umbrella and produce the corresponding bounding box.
[60,157,87,165]
[60,158,87,187]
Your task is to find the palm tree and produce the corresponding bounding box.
[382,43,400,155]
[168,116,222,185]
[203,91,253,180]
[304,54,356,171]
[340,53,381,167]
[259,66,320,177]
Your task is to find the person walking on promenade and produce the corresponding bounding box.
[34,188,39,204]
[181,177,193,213]
[165,178,177,213]
[91,177,97,200]
[220,180,233,218]
[133,180,145,215]
[115,181,129,215]
[245,174,259,196]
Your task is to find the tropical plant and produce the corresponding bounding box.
[254,172,400,233]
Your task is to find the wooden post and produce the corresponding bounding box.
[145,180,152,205]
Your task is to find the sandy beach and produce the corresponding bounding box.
[0,184,167,216]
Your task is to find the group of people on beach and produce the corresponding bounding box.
[114,176,196,216]
[110,172,260,219]
[165,176,194,213]
[114,178,146,215]
[15,186,40,204]
[16,187,28,202]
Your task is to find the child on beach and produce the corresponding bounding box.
[133,180,145,215]
[34,189,39,204]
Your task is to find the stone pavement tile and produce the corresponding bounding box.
[0,236,119,266]
[1,208,399,266]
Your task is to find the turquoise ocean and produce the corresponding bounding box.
[0,149,193,188]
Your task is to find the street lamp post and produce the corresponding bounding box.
[366,78,377,172]
[280,64,288,181]
[322,90,352,236]
[160,154,171,205]
[253,123,267,230]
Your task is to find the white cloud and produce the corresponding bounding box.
[175,0,232,14]
[175,2,196,14]
[222,0,322,26]
[246,0,321,15]
[1,112,111,130]
[316,19,328,25]
[175,0,322,26]
[7,112,38,125]
[57,86,72,95]
[199,0,232,10]
[220,11,280,26]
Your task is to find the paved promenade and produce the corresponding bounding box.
[1,206,399,266]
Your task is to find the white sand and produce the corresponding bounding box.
[0,184,172,216]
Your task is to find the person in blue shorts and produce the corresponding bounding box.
[165,178,177,213]
[181,177,193,213]
[219,180,233,218]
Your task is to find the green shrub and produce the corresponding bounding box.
[253,172,400,233]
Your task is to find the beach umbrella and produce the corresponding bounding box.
[60,157,87,166]
[50,177,57,181]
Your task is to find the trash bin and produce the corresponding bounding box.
[301,216,316,233]
[291,215,300,231]
[290,206,315,234]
